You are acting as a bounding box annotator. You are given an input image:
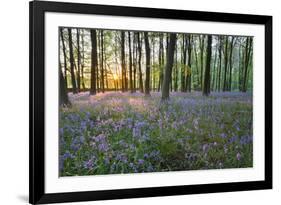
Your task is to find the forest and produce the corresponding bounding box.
[59,27,253,176]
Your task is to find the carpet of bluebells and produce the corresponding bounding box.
[59,91,253,176]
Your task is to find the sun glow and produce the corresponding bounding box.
[113,73,118,80]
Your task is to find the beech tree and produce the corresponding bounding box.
[203,35,213,96]
[59,28,253,99]
[67,28,78,94]
[90,29,97,95]
[144,32,151,96]
[162,33,177,100]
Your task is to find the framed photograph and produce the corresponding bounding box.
[29,0,272,204]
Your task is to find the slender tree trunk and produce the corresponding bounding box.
[90,29,97,95]
[59,60,71,106]
[100,31,105,92]
[121,31,126,92]
[162,34,177,100]
[137,33,144,93]
[217,37,222,91]
[60,28,68,89]
[186,34,192,92]
[132,34,136,92]
[239,44,243,91]
[81,30,86,90]
[203,35,213,96]
[181,34,187,92]
[104,37,108,90]
[76,29,81,92]
[199,35,205,90]
[223,36,229,91]
[158,33,164,92]
[97,32,101,92]
[211,39,218,91]
[228,37,235,91]
[193,38,200,90]
[144,32,151,96]
[152,37,156,91]
[128,32,133,92]
[174,42,178,91]
[67,28,78,94]
[242,37,252,92]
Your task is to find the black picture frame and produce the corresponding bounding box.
[29,0,272,204]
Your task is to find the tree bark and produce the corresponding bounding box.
[137,33,144,93]
[121,31,126,92]
[223,36,229,91]
[133,33,137,92]
[186,34,192,92]
[199,35,205,90]
[128,32,133,92]
[174,42,178,91]
[211,38,218,91]
[242,37,252,92]
[203,35,212,96]
[101,31,105,92]
[90,29,97,95]
[217,36,223,91]
[67,28,78,94]
[181,34,187,91]
[228,37,235,91]
[158,33,164,92]
[76,29,81,92]
[59,60,71,106]
[144,32,151,96]
[81,29,86,90]
[60,28,68,89]
[161,33,177,100]
[193,37,200,90]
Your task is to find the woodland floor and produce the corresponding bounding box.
[59,91,253,176]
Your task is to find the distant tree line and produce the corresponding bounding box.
[59,28,253,106]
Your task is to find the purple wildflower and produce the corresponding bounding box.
[138,159,144,165]
[236,152,242,161]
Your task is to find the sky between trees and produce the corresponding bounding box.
[59,27,253,106]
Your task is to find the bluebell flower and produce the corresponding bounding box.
[62,151,74,160]
[138,159,144,165]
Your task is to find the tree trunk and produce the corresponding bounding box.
[81,30,86,90]
[242,37,252,92]
[101,31,105,92]
[59,60,71,106]
[133,33,137,92]
[67,28,78,94]
[128,32,133,92]
[121,31,126,92]
[174,42,178,91]
[181,34,187,91]
[158,33,164,92]
[223,36,229,91]
[144,32,151,96]
[152,37,156,91]
[238,43,243,91]
[137,33,144,93]
[203,35,212,96]
[193,37,200,90]
[76,29,81,92]
[60,28,68,89]
[90,29,97,95]
[217,36,222,91]
[186,34,192,92]
[161,33,177,100]
[199,35,205,90]
[228,37,235,91]
[211,38,218,91]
